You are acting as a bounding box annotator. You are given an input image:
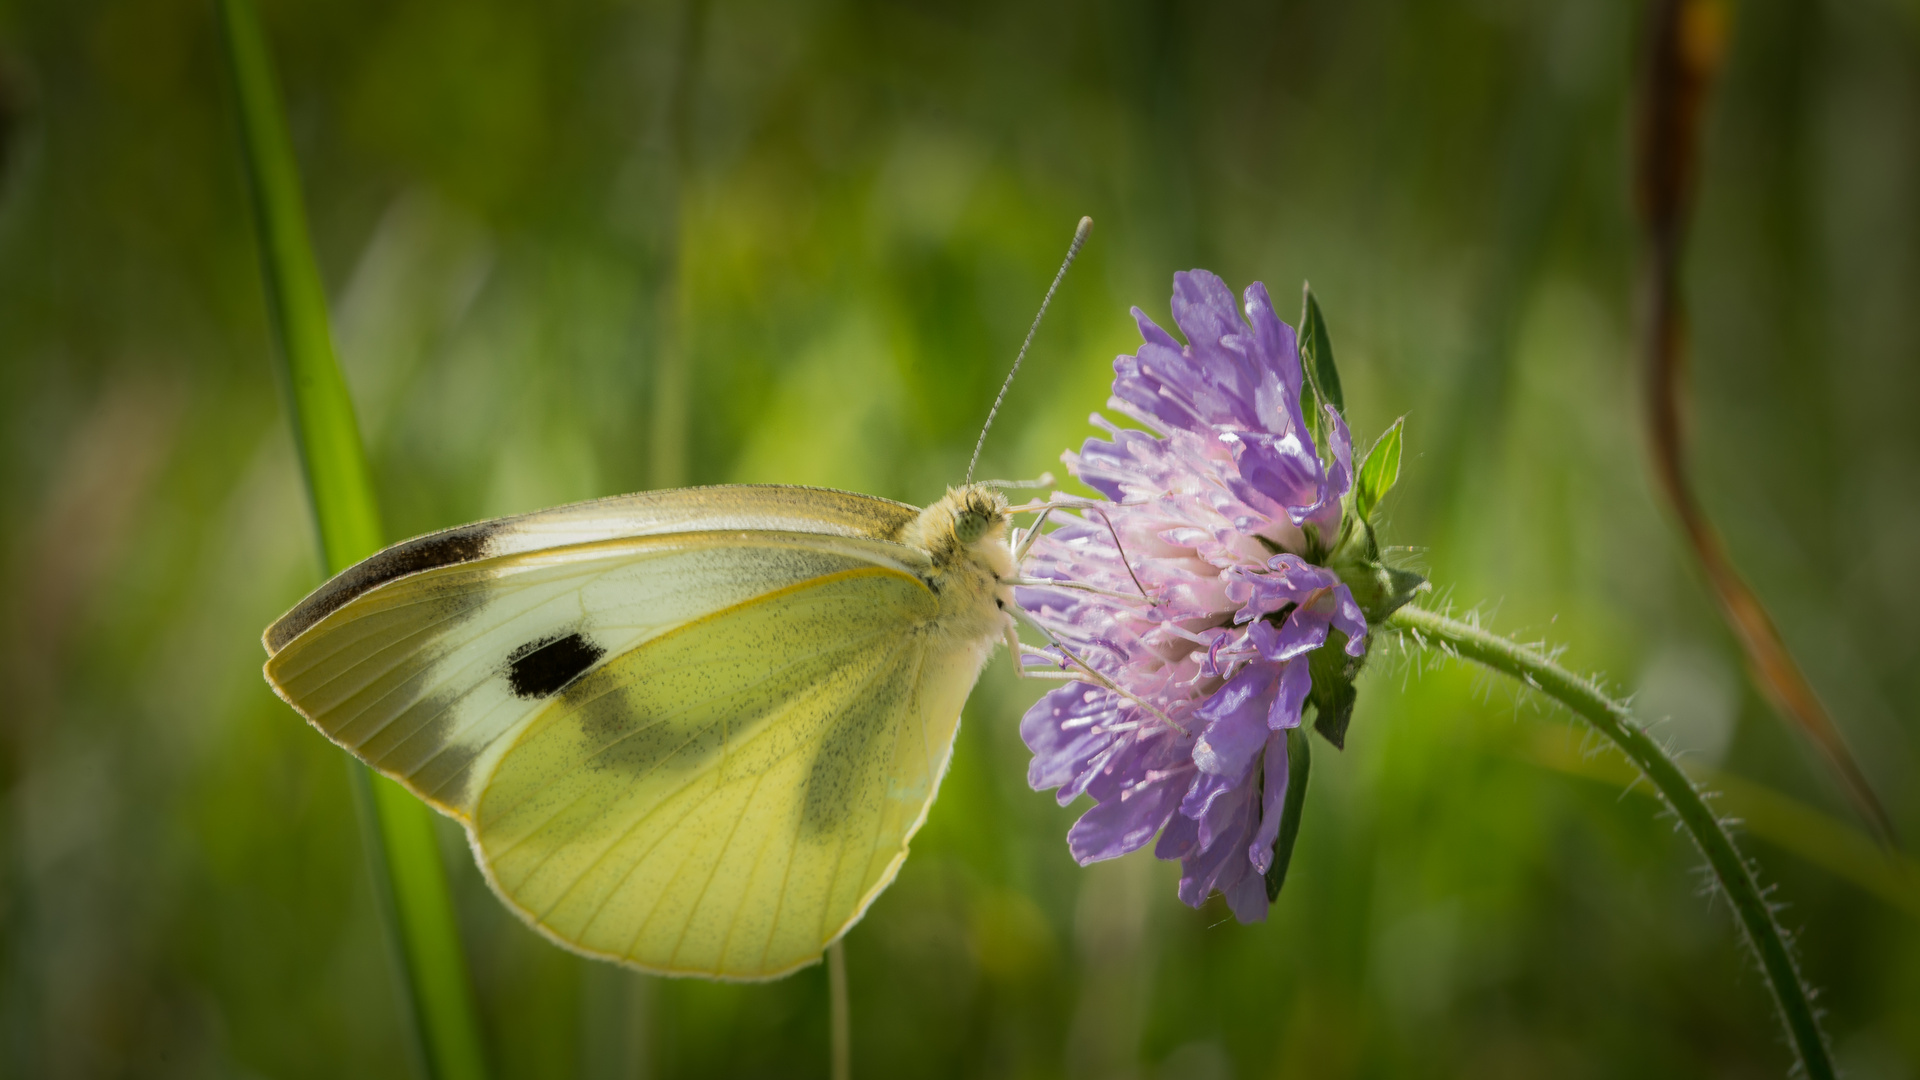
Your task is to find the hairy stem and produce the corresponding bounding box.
[1386,604,1833,1080]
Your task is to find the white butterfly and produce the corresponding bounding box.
[263,220,1115,980]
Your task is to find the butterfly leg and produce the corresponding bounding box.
[1004,576,1150,601]
[1007,501,1155,604]
[1002,623,1079,681]
[1010,504,1058,566]
[1005,608,1187,735]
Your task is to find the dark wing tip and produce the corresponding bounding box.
[265,523,499,654]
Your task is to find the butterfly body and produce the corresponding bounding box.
[264,483,1013,979]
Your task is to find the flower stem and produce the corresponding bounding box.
[1386,604,1834,1080]
[828,940,851,1080]
[218,1,490,1076]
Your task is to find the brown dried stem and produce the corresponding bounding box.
[1634,0,1896,846]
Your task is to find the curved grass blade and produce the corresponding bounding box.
[216,2,490,1076]
[1634,0,1894,847]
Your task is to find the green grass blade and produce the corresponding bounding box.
[216,2,491,1076]
[216,0,377,571]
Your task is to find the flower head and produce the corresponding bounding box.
[1017,270,1374,922]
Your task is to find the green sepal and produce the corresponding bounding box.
[1335,553,1428,626]
[1299,555,1428,753]
[1299,285,1345,422]
[1355,417,1404,523]
[1263,726,1313,903]
[1307,629,1362,749]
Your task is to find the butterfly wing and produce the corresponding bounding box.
[266,484,920,653]
[475,563,977,978]
[263,486,975,978]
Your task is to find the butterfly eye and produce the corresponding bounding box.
[953,508,989,545]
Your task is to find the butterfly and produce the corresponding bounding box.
[261,219,1100,981]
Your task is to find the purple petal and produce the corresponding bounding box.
[1067,770,1186,864]
[1249,732,1290,873]
[1179,771,1237,850]
[1331,582,1369,655]
[1190,664,1277,776]
[1175,780,1258,907]
[1267,659,1313,731]
[1229,555,1342,624]
[1249,605,1331,662]
[1224,431,1326,521]
[1154,809,1197,861]
[1021,684,1123,795]
[1242,282,1308,442]
[1198,770,1258,855]
[1171,270,1245,361]
[1306,404,1353,533]
[1220,863,1270,924]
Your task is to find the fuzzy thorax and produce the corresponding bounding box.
[902,485,1017,653]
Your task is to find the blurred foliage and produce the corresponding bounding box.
[2,0,1918,1078]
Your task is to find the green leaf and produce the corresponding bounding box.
[1310,674,1357,749]
[1298,284,1345,418]
[1263,726,1313,903]
[1297,337,1321,437]
[1306,628,1363,750]
[1355,416,1405,522]
[218,2,491,1077]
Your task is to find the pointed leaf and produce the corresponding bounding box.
[1299,285,1345,417]
[1311,679,1357,749]
[1355,416,1405,522]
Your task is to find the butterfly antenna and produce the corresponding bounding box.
[965,216,1093,485]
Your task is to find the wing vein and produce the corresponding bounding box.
[536,631,911,935]
[481,622,898,831]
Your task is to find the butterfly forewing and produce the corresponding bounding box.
[266,484,921,653]
[267,531,924,818]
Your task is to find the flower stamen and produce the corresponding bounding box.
[1087,505,1154,603]
[1011,613,1190,736]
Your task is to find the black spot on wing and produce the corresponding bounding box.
[508,632,606,699]
[267,522,499,651]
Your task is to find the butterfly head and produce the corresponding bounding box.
[907,484,1012,573]
[903,484,1017,647]
[951,486,1003,546]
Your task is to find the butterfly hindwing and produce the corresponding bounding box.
[476,564,972,978]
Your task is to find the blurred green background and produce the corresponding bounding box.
[3,0,1918,1076]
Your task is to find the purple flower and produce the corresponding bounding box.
[1017,270,1367,923]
